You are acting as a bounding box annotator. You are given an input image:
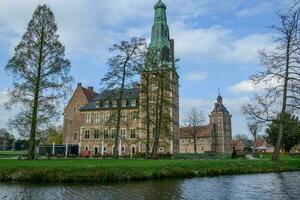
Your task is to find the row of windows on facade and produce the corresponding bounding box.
[85,111,138,124]
[81,129,138,140]
[96,99,137,109]
[84,145,165,154]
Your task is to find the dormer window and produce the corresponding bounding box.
[131,99,136,107]
[122,99,127,107]
[112,100,117,108]
[95,101,100,109]
[104,100,110,108]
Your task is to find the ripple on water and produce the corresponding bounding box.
[0,172,299,200]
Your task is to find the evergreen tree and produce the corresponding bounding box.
[5,5,73,159]
[266,113,300,152]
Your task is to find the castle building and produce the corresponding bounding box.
[180,95,232,154]
[63,0,232,156]
[63,0,179,157]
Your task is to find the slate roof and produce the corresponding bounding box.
[212,95,229,113]
[82,87,98,100]
[180,125,211,138]
[81,88,139,111]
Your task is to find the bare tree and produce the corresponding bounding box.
[247,4,300,160]
[247,121,262,152]
[5,5,73,159]
[139,48,160,158]
[101,37,146,158]
[183,107,206,153]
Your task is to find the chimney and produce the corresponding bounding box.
[77,82,82,87]
[88,87,94,92]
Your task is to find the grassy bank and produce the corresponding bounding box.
[0,151,27,159]
[0,158,300,183]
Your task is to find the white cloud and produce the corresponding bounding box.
[229,78,282,93]
[0,89,10,129]
[0,0,274,64]
[229,80,261,93]
[184,71,207,81]
[236,2,273,17]
[172,21,274,64]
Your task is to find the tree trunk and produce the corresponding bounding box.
[253,136,256,153]
[28,25,45,160]
[145,74,150,159]
[193,133,197,154]
[152,71,163,158]
[272,36,290,161]
[113,64,127,159]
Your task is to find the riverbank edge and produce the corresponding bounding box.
[0,159,300,183]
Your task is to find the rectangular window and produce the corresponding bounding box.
[131,112,138,121]
[95,113,100,123]
[112,100,117,108]
[111,129,116,139]
[104,129,109,139]
[84,130,90,139]
[103,146,107,152]
[122,146,125,152]
[94,129,99,139]
[131,99,136,107]
[121,112,127,122]
[95,101,100,108]
[104,100,110,108]
[73,132,77,140]
[104,112,109,123]
[86,113,92,123]
[130,129,136,139]
[122,99,127,107]
[121,129,126,138]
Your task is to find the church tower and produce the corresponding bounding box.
[210,94,232,153]
[140,0,179,154]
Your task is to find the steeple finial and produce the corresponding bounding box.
[217,88,222,104]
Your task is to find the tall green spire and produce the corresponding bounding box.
[150,0,174,68]
[150,0,170,50]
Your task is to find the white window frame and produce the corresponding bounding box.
[104,100,110,108]
[121,129,126,138]
[104,112,109,122]
[130,129,136,139]
[112,100,117,108]
[103,129,109,139]
[94,129,100,139]
[131,99,136,107]
[84,129,90,139]
[121,99,127,107]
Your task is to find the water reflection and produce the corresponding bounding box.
[0,172,299,200]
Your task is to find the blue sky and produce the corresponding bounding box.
[0,0,291,138]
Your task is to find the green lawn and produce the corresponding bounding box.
[0,158,299,183]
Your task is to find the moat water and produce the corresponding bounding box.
[0,172,300,200]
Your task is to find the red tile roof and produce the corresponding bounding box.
[180,125,211,138]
